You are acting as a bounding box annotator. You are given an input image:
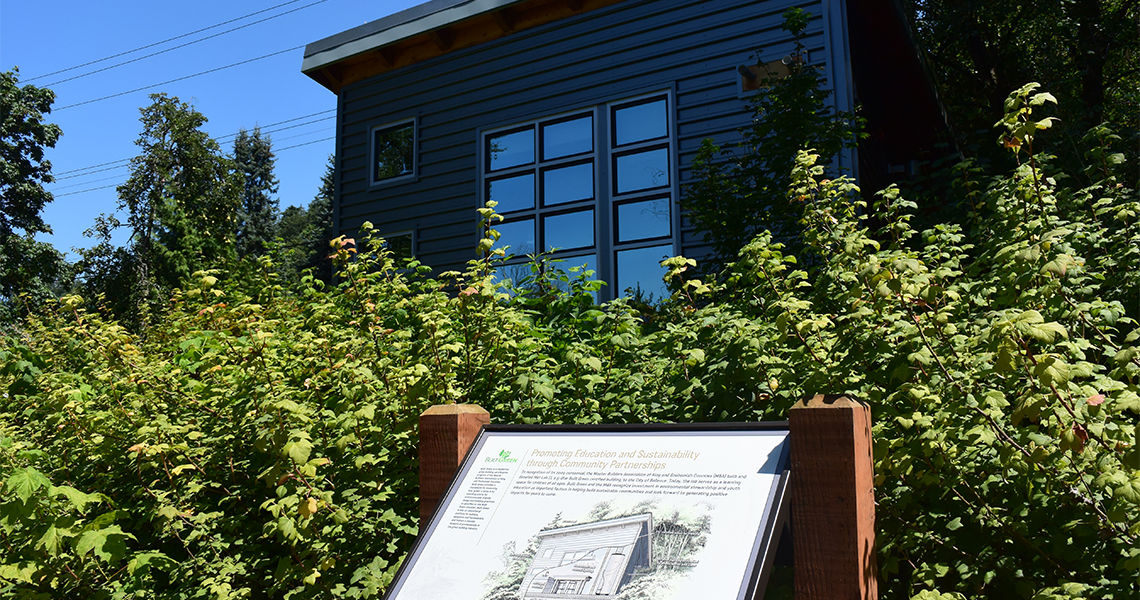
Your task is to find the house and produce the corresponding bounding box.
[520,513,653,597]
[301,0,945,301]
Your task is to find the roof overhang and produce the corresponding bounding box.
[302,0,628,94]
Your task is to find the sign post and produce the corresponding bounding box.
[418,404,490,526]
[789,394,878,600]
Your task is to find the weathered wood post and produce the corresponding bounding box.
[789,394,878,600]
[418,404,490,526]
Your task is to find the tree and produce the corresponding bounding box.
[680,9,862,270]
[110,94,239,324]
[233,127,279,257]
[0,69,67,319]
[906,0,1138,178]
[276,154,334,283]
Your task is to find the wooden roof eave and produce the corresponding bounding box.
[303,0,628,94]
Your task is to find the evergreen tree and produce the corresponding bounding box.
[233,127,279,257]
[0,69,68,320]
[277,155,334,284]
[104,93,239,325]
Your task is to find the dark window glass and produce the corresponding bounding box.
[373,122,415,182]
[616,244,671,300]
[384,233,414,260]
[542,162,593,206]
[488,128,534,171]
[616,198,671,242]
[492,218,535,256]
[614,99,667,146]
[488,173,534,213]
[615,148,669,193]
[544,210,594,251]
[541,115,592,160]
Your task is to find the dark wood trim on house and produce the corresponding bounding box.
[306,0,628,94]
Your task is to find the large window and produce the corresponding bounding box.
[481,93,675,301]
[371,119,416,185]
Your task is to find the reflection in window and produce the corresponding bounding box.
[543,162,593,205]
[373,121,415,183]
[488,173,535,212]
[616,198,670,242]
[616,244,671,301]
[614,99,667,146]
[542,115,593,160]
[481,94,674,302]
[488,128,535,171]
[383,232,414,260]
[492,219,535,256]
[544,210,594,251]
[615,148,669,193]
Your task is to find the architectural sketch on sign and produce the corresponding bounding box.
[520,513,653,597]
[301,0,947,303]
[480,499,713,600]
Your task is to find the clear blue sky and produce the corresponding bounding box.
[1,0,421,258]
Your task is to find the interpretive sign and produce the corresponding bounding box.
[385,423,791,600]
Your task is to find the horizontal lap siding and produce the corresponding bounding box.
[336,0,828,273]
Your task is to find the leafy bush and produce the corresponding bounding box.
[1,86,1136,599]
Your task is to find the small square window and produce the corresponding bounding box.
[383,231,415,261]
[372,121,415,183]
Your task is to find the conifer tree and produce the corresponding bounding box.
[108,93,239,325]
[277,155,334,283]
[233,127,279,257]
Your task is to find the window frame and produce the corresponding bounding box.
[369,117,418,187]
[476,89,678,301]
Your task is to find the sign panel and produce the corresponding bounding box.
[385,423,790,600]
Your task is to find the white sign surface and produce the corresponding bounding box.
[386,426,789,600]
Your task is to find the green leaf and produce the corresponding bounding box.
[36,524,67,556]
[50,485,102,512]
[5,467,50,502]
[1034,356,1070,387]
[76,525,136,563]
[126,551,176,576]
[945,517,963,531]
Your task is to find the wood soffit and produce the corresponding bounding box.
[305,0,628,94]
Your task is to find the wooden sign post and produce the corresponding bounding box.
[789,394,878,600]
[417,403,489,526]
[416,395,877,599]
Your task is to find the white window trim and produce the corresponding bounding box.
[369,116,418,187]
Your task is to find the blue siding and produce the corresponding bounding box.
[335,0,840,273]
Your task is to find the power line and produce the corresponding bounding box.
[56,158,132,176]
[26,0,319,82]
[56,45,304,111]
[53,173,128,190]
[53,135,335,198]
[44,0,331,87]
[55,183,121,198]
[276,136,335,152]
[55,163,130,181]
[53,110,336,182]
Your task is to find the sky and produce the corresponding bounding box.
[1,0,422,258]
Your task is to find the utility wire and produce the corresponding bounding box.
[54,135,336,198]
[54,111,336,181]
[26,0,320,82]
[56,45,304,111]
[44,0,331,87]
[56,158,131,176]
